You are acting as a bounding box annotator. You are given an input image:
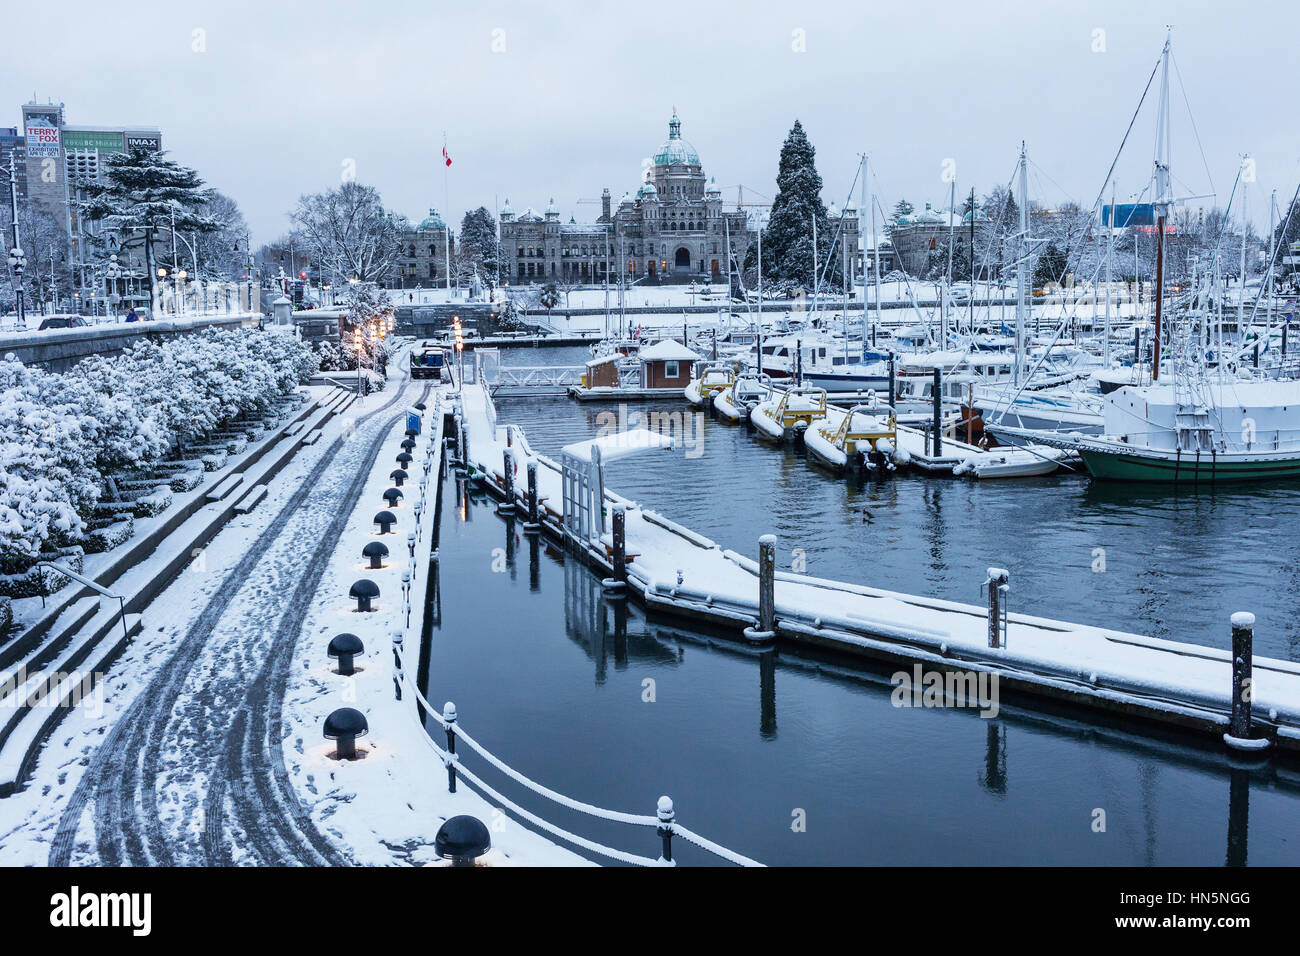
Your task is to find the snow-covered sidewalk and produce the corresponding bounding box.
[280,386,586,865]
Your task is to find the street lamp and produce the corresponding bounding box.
[4,154,25,328]
[6,244,25,329]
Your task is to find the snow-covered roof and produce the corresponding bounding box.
[562,429,676,463]
[638,339,700,362]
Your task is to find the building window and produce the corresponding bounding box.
[664,361,679,378]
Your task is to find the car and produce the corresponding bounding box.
[37,316,89,331]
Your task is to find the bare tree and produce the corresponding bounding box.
[289,182,405,287]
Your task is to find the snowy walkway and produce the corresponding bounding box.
[2,360,426,866]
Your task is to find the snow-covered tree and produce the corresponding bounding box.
[81,146,222,315]
[185,190,249,279]
[458,206,502,291]
[761,121,841,288]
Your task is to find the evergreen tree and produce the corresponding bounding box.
[1032,241,1069,289]
[458,207,502,290]
[761,121,840,288]
[539,282,560,314]
[82,146,221,316]
[890,199,914,223]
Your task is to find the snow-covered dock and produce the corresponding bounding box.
[458,382,1300,754]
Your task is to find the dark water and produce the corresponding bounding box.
[422,386,1300,864]
[490,349,1300,662]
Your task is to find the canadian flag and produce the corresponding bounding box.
[442,145,452,167]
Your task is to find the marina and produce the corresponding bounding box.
[453,380,1300,754]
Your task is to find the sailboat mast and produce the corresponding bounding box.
[1014,142,1028,387]
[1267,189,1276,334]
[1152,32,1172,382]
[1105,180,1114,366]
[870,158,882,348]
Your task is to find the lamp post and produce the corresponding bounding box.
[4,154,24,329]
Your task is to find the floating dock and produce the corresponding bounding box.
[455,381,1300,755]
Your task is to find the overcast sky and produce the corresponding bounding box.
[4,0,1297,243]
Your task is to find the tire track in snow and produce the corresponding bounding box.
[50,374,424,866]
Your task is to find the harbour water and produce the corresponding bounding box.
[418,372,1300,864]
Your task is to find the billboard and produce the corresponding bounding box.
[1102,203,1157,228]
[63,130,125,153]
[125,134,161,153]
[24,114,61,158]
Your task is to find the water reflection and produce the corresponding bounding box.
[425,457,1300,865]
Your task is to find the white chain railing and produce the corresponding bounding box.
[390,395,763,866]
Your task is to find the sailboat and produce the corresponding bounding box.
[1005,34,1300,482]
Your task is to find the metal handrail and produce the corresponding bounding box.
[35,563,130,643]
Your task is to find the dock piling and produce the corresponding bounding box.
[985,568,1009,648]
[525,461,541,532]
[613,505,627,581]
[1230,612,1255,740]
[743,534,778,643]
[932,368,943,458]
[500,448,516,514]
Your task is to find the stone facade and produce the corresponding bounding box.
[887,201,992,277]
[391,209,454,288]
[499,112,766,287]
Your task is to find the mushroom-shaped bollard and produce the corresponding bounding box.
[435,814,492,866]
[400,438,417,453]
[396,451,413,468]
[328,633,365,675]
[383,487,404,507]
[374,510,397,533]
[390,468,409,487]
[405,427,419,438]
[362,540,389,569]
[349,579,380,612]
[414,401,427,411]
[323,707,368,759]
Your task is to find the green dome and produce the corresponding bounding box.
[652,111,700,166]
[417,208,446,230]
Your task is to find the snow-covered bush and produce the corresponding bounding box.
[167,469,204,493]
[135,486,174,517]
[0,327,317,568]
[0,546,84,599]
[83,516,135,554]
[200,451,228,472]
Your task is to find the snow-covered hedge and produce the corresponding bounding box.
[82,516,135,554]
[0,546,84,599]
[0,328,318,575]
